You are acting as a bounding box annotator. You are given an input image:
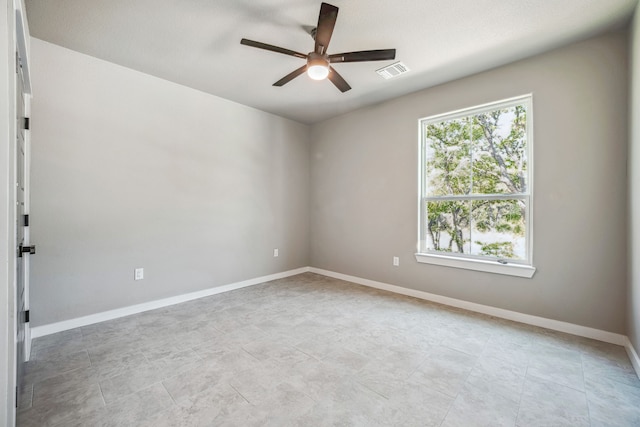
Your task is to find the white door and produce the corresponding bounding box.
[15,46,32,408]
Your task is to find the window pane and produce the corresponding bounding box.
[472,105,528,195]
[469,199,526,260]
[419,96,532,267]
[425,118,471,196]
[426,200,471,254]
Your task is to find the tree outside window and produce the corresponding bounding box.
[419,96,532,264]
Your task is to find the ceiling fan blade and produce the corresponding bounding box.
[329,49,396,63]
[328,66,351,92]
[241,38,307,59]
[315,3,338,55]
[273,65,308,87]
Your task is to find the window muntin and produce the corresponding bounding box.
[419,95,532,266]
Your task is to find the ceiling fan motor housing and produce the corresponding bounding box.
[308,52,328,67]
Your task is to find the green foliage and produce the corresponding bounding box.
[424,104,528,259]
[427,200,469,253]
[425,118,472,196]
[475,241,515,258]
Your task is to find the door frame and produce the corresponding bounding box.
[11,0,32,419]
[14,0,32,361]
[2,0,24,423]
[18,64,31,363]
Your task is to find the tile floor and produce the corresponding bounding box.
[17,273,640,426]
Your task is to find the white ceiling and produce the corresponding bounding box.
[25,0,638,124]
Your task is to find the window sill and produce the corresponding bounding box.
[414,253,536,278]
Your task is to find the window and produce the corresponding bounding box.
[416,95,535,278]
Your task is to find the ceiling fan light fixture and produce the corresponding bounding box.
[241,3,395,92]
[307,64,329,80]
[307,54,329,80]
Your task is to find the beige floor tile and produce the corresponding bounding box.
[517,377,589,426]
[21,273,639,426]
[442,382,520,427]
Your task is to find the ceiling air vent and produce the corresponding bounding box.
[376,61,409,79]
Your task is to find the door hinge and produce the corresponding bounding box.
[23,214,29,226]
[24,310,29,323]
[18,245,36,257]
[24,117,30,130]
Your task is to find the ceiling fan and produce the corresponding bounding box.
[240,2,396,92]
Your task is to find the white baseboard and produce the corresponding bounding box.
[31,267,310,338]
[309,267,627,347]
[624,337,640,379]
[31,265,633,369]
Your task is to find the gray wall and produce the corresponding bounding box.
[29,39,310,327]
[630,9,640,353]
[29,29,633,337]
[310,31,629,334]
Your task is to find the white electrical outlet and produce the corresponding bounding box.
[273,249,279,257]
[393,257,400,266]
[134,268,144,280]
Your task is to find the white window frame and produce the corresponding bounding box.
[415,95,535,278]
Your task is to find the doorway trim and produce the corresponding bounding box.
[11,0,32,425]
